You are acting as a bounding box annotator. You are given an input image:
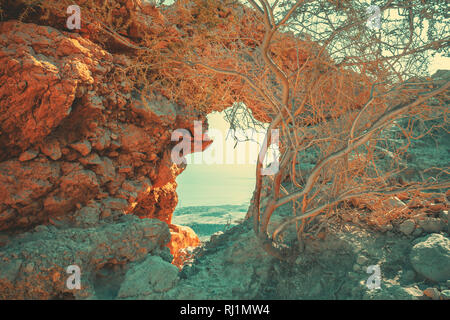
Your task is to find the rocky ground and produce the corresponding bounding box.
[1,199,449,299]
[68,205,448,300]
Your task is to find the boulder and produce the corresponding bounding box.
[398,219,416,235]
[117,255,179,299]
[410,233,450,282]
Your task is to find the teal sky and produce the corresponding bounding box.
[176,111,262,207]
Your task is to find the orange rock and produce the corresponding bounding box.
[423,288,440,300]
[167,224,201,268]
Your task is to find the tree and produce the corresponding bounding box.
[185,0,449,259]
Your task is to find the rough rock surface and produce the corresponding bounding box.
[399,219,416,235]
[0,20,204,231]
[0,215,170,299]
[0,2,207,297]
[410,233,450,282]
[168,224,200,268]
[117,255,180,299]
[158,217,449,300]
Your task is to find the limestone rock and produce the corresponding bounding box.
[70,141,92,157]
[423,287,441,300]
[168,224,201,268]
[40,139,62,160]
[0,217,170,299]
[410,234,450,282]
[398,219,416,235]
[18,149,39,162]
[418,217,446,233]
[117,255,179,299]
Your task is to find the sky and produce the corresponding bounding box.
[175,111,265,207]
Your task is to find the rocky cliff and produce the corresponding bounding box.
[0,0,213,298]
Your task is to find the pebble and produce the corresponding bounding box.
[440,290,450,300]
[423,287,440,300]
[18,149,39,162]
[24,263,34,273]
[70,140,92,156]
[419,217,445,233]
[398,219,416,235]
[356,255,368,265]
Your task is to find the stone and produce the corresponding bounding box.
[0,218,170,299]
[92,157,116,184]
[0,21,84,155]
[79,153,102,166]
[423,287,440,300]
[90,127,111,151]
[103,197,128,211]
[18,149,39,162]
[0,160,60,226]
[70,141,92,156]
[410,233,450,282]
[398,219,416,235]
[356,255,369,265]
[119,166,132,173]
[59,168,100,198]
[73,204,101,227]
[117,255,179,299]
[418,217,446,233]
[403,287,424,299]
[40,139,62,160]
[385,196,406,208]
[363,283,422,300]
[0,259,23,282]
[168,224,200,268]
[441,290,450,300]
